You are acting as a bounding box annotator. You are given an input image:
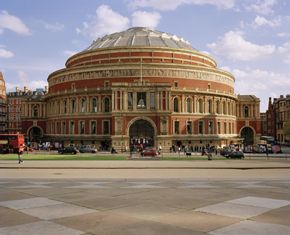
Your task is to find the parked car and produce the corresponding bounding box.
[79,146,97,153]
[141,147,158,157]
[58,146,78,154]
[224,151,244,159]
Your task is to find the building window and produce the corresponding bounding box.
[216,100,220,114]
[150,92,155,109]
[174,121,180,134]
[244,105,249,117]
[62,121,66,134]
[33,106,38,117]
[103,120,110,135]
[103,97,110,112]
[137,92,146,109]
[186,121,192,134]
[92,98,97,112]
[223,101,226,115]
[198,121,204,134]
[198,99,203,113]
[208,100,212,113]
[173,97,179,112]
[63,100,67,113]
[80,121,85,134]
[128,92,133,109]
[104,80,109,88]
[217,122,221,134]
[174,81,178,88]
[208,121,214,134]
[81,98,86,113]
[229,122,231,134]
[186,98,192,113]
[91,121,96,134]
[71,99,76,113]
[70,121,75,134]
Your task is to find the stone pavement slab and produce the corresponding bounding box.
[154,210,240,232]
[0,221,83,235]
[252,205,290,226]
[0,197,63,210]
[0,207,39,228]
[227,196,290,209]
[195,202,270,219]
[209,220,290,235]
[20,203,96,220]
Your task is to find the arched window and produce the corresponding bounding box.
[198,99,203,113]
[173,97,179,112]
[244,105,249,117]
[81,98,86,113]
[71,99,76,113]
[208,100,212,113]
[103,97,110,112]
[33,106,38,117]
[216,100,220,114]
[63,100,67,114]
[186,98,192,113]
[223,101,226,115]
[92,98,97,112]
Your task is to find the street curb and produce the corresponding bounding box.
[1,166,290,170]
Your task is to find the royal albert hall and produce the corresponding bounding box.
[46,27,251,151]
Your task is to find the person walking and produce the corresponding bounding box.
[18,144,24,164]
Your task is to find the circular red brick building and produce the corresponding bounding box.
[46,27,239,151]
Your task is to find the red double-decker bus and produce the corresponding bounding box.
[0,134,25,154]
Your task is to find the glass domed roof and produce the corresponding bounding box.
[85,27,195,51]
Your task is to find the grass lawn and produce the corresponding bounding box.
[0,153,227,161]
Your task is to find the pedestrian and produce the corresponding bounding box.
[158,143,162,155]
[18,144,24,164]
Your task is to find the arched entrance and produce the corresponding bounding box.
[28,126,43,143]
[129,119,155,149]
[240,127,254,145]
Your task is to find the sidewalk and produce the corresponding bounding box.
[1,159,290,169]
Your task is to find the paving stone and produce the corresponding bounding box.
[0,206,39,228]
[227,196,290,209]
[53,211,205,235]
[0,197,63,210]
[20,203,96,220]
[253,205,290,226]
[195,202,270,219]
[122,181,166,188]
[209,220,290,235]
[0,191,33,202]
[154,210,240,232]
[65,181,111,189]
[0,221,83,235]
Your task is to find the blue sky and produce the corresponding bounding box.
[1,0,290,111]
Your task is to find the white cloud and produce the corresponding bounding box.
[207,31,275,61]
[246,0,277,15]
[128,0,235,11]
[278,41,290,64]
[6,71,47,91]
[231,68,290,111]
[131,11,161,28]
[44,22,64,32]
[76,5,129,39]
[277,32,290,38]
[252,15,281,28]
[0,47,14,58]
[63,50,78,57]
[0,10,30,35]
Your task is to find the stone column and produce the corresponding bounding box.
[146,91,150,110]
[156,91,160,110]
[123,92,128,111]
[133,92,137,111]
[112,91,115,111]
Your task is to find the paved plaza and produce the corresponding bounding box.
[0,159,290,234]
